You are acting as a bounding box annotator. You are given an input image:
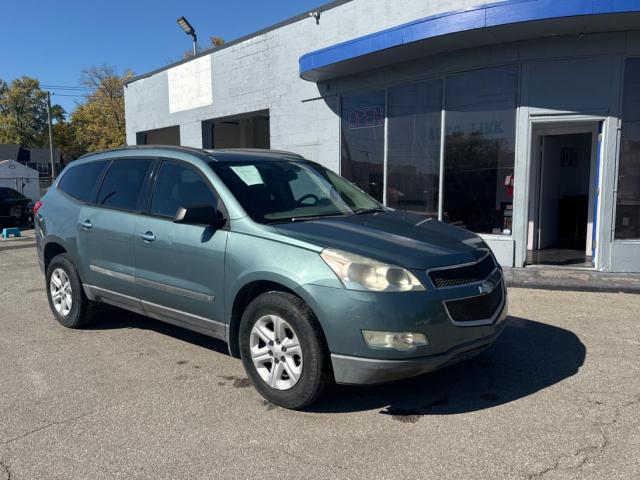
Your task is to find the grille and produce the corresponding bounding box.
[444,283,504,323]
[429,253,495,289]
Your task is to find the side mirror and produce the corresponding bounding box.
[173,205,226,228]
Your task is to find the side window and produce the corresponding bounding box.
[150,161,218,218]
[4,189,22,199]
[97,159,153,211]
[58,160,109,202]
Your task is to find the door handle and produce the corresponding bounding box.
[138,231,156,242]
[79,219,92,230]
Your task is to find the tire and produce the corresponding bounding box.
[46,253,99,328]
[239,291,332,409]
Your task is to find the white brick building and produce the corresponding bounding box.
[125,0,640,272]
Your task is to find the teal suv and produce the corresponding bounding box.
[35,146,507,409]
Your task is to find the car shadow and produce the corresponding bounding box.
[85,306,229,356]
[310,316,586,416]
[85,311,585,417]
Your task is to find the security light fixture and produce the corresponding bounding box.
[177,16,198,55]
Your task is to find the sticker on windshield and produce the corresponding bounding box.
[229,165,264,186]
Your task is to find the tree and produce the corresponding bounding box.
[210,36,225,47]
[0,76,49,147]
[183,36,225,59]
[71,66,133,154]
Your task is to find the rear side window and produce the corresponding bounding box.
[58,160,109,202]
[150,161,217,218]
[97,159,154,211]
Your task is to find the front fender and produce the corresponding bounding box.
[223,231,341,322]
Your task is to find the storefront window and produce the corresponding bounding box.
[387,80,442,216]
[341,91,385,202]
[443,66,518,234]
[616,58,640,239]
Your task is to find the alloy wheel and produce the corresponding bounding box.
[50,268,73,316]
[249,315,303,390]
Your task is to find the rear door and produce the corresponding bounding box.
[134,159,228,338]
[56,159,110,279]
[77,158,155,306]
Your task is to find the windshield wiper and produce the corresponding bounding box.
[289,212,347,223]
[352,207,386,215]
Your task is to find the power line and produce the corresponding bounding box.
[40,84,94,90]
[50,93,93,97]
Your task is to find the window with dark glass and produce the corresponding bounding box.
[443,66,518,234]
[58,160,109,202]
[341,91,385,202]
[0,188,22,199]
[616,58,640,239]
[97,159,153,211]
[387,80,442,215]
[151,161,217,218]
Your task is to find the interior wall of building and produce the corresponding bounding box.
[538,133,592,250]
[212,116,270,149]
[136,126,181,146]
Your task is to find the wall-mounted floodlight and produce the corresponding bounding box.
[177,16,198,55]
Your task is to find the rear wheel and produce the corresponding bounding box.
[239,291,331,409]
[46,254,99,328]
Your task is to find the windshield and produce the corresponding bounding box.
[209,160,382,223]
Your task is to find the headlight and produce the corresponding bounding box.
[320,249,425,292]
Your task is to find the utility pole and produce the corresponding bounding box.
[46,91,55,179]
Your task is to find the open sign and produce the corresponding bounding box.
[345,105,384,130]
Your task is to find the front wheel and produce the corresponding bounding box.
[239,291,331,409]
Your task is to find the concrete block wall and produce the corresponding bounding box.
[125,0,480,167]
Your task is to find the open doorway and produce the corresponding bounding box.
[203,110,270,149]
[527,123,600,267]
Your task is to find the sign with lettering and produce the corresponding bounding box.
[345,105,384,130]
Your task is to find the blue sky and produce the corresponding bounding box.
[1,0,325,114]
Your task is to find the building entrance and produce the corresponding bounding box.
[527,125,600,267]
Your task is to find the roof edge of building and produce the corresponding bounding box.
[125,0,353,86]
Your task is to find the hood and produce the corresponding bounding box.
[275,211,488,269]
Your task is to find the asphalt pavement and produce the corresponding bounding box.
[1,231,639,479]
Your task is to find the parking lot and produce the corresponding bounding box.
[1,231,639,480]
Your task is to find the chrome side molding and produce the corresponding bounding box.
[136,276,214,303]
[90,264,135,283]
[89,264,214,302]
[83,283,227,341]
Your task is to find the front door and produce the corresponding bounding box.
[134,160,227,339]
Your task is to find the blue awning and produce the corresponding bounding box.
[299,0,640,82]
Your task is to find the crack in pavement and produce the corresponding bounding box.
[0,409,97,447]
[528,394,640,478]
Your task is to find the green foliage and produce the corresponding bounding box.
[0,67,133,162]
[0,76,49,147]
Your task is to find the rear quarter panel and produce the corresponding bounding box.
[37,188,83,276]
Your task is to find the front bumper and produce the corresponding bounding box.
[297,266,508,385]
[331,303,507,384]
